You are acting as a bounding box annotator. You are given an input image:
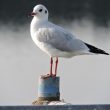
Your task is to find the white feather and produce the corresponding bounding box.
[30,4,90,58]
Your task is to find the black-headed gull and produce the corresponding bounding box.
[30,4,109,78]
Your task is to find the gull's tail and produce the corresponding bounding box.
[84,43,109,55]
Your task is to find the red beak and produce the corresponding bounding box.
[28,12,37,17]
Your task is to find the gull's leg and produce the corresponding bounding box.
[54,57,58,77]
[50,57,53,76]
[41,57,53,79]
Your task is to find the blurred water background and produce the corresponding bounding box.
[0,0,110,105]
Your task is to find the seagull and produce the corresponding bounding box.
[30,4,109,78]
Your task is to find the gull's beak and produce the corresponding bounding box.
[28,12,37,17]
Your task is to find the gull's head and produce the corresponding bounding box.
[30,4,48,21]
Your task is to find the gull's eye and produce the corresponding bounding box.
[45,10,47,14]
[39,9,42,12]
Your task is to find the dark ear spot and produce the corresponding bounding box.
[39,9,42,12]
[45,10,47,14]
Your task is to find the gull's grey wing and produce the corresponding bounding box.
[36,27,89,52]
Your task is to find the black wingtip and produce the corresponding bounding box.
[97,50,109,55]
[104,52,109,55]
[98,49,109,55]
[84,43,109,55]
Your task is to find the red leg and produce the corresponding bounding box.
[54,57,58,76]
[41,57,53,79]
[50,57,53,76]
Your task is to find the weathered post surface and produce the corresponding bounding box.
[38,76,60,101]
[33,76,66,105]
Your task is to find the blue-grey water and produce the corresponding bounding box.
[0,19,110,105]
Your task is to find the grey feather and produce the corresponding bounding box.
[36,27,88,52]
